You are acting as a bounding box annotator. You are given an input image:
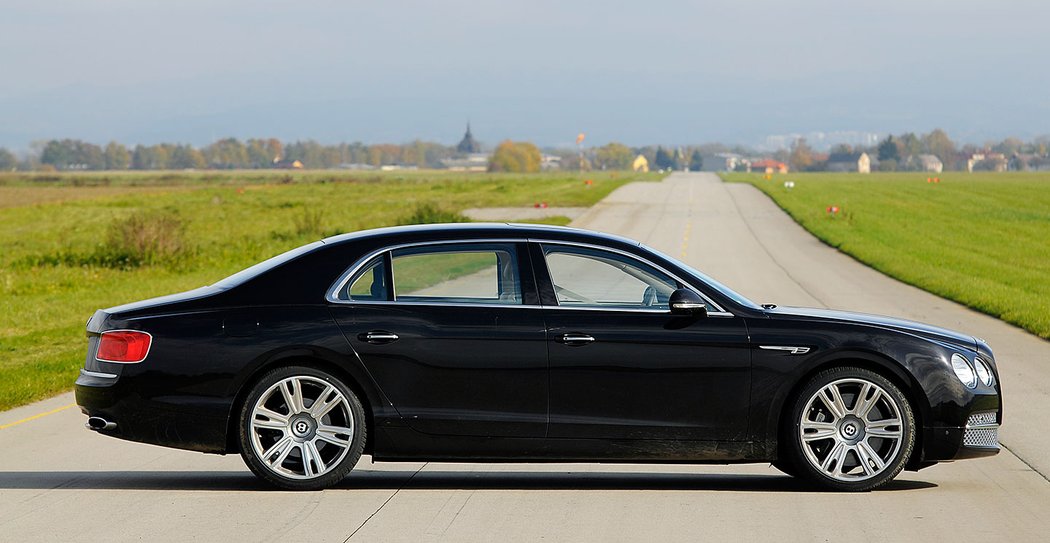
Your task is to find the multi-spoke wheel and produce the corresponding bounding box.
[238,366,366,490]
[785,367,915,491]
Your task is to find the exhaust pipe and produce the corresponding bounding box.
[86,416,117,431]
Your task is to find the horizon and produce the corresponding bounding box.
[2,1,1048,150]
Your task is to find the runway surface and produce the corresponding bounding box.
[2,172,1048,541]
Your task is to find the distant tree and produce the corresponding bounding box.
[170,144,206,169]
[830,143,854,156]
[688,150,704,171]
[40,140,76,169]
[877,136,900,162]
[0,147,16,171]
[40,139,104,170]
[103,141,130,170]
[204,138,248,169]
[922,128,956,169]
[788,138,814,171]
[992,137,1023,156]
[878,158,898,172]
[898,132,923,158]
[131,144,171,169]
[594,142,633,170]
[653,147,674,170]
[488,140,542,173]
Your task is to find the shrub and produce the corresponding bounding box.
[397,203,469,225]
[99,210,188,267]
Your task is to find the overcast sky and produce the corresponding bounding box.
[2,0,1047,149]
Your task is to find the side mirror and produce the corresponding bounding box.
[669,289,707,317]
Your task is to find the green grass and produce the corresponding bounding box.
[0,170,663,411]
[722,172,1050,340]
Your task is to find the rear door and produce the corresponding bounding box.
[329,241,548,438]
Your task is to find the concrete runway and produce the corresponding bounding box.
[2,172,1048,541]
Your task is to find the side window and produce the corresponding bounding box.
[542,245,680,309]
[343,256,389,301]
[391,244,522,305]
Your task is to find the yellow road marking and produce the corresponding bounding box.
[680,219,693,259]
[0,403,76,430]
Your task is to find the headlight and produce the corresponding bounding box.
[951,353,977,388]
[974,357,994,387]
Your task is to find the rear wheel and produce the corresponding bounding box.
[238,366,366,490]
[785,366,915,491]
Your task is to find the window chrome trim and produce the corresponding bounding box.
[325,238,528,304]
[325,237,736,317]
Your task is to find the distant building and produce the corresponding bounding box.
[750,159,789,174]
[826,152,871,174]
[273,159,304,169]
[1010,154,1050,171]
[541,154,562,171]
[700,153,748,172]
[632,154,649,172]
[967,152,1007,172]
[912,154,943,173]
[441,154,489,172]
[456,123,482,154]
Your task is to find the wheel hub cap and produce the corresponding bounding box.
[289,415,316,439]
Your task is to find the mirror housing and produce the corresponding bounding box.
[669,289,707,317]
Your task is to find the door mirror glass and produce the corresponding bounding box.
[669,289,707,317]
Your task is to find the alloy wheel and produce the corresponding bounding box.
[248,375,355,480]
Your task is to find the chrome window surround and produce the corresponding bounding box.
[324,238,733,317]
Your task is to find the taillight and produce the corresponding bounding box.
[96,330,152,363]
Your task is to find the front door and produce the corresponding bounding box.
[330,242,548,438]
[536,243,751,441]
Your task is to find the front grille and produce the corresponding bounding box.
[963,412,1000,449]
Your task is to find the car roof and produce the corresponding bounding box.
[320,222,643,249]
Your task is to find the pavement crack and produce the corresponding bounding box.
[344,462,428,542]
[1000,442,1050,484]
[724,183,828,308]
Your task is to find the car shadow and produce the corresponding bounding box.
[0,470,936,492]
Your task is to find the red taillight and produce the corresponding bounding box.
[96,330,152,363]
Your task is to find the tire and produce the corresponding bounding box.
[785,366,915,492]
[238,366,366,490]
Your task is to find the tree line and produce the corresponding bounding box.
[785,130,1050,172]
[1,131,1046,173]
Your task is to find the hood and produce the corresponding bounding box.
[768,306,977,351]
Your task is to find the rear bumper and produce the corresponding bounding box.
[75,370,231,454]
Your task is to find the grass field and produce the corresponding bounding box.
[722,172,1050,340]
[0,169,662,411]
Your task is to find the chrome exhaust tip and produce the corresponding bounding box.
[86,416,117,431]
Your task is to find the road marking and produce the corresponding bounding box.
[680,219,692,259]
[0,403,76,430]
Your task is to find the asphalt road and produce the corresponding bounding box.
[2,172,1048,542]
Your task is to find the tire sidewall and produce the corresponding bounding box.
[238,365,366,491]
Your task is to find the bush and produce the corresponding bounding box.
[397,203,469,225]
[28,210,190,269]
[293,208,325,236]
[99,210,188,267]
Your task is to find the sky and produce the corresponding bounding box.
[1,0,1048,150]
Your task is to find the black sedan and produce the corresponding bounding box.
[76,223,1002,491]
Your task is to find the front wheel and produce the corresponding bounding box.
[785,366,915,491]
[238,366,366,490]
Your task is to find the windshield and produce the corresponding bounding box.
[641,244,763,310]
[212,241,324,290]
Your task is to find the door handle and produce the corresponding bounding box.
[559,333,595,346]
[360,331,399,344]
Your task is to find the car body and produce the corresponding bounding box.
[76,223,1002,490]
